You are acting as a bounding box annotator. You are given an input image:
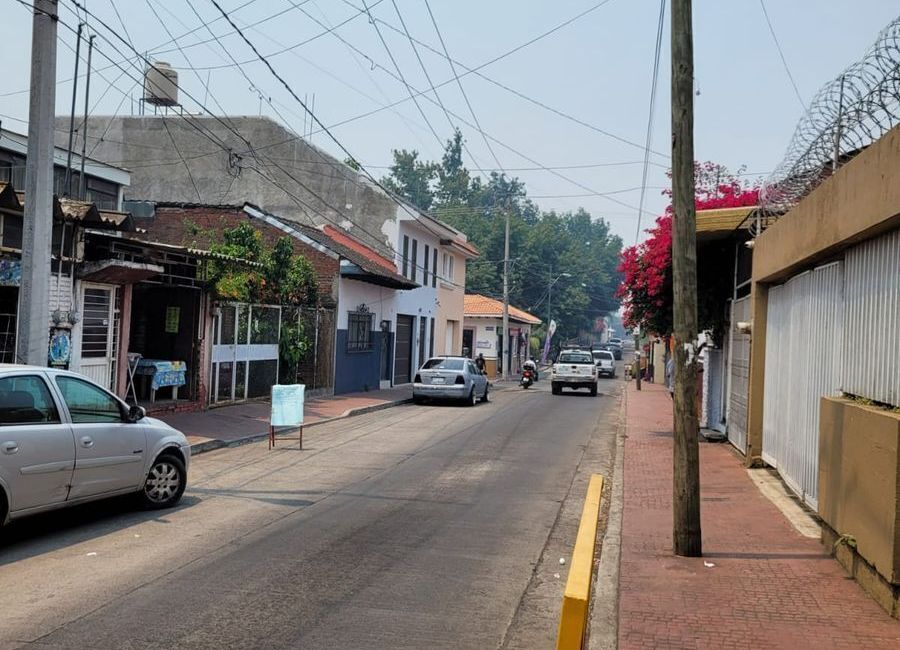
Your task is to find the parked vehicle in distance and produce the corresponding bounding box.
[413,356,489,406]
[597,342,622,360]
[0,365,190,526]
[551,350,599,396]
[592,350,616,378]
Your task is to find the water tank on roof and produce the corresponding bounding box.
[144,61,179,107]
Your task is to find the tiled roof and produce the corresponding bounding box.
[464,293,541,325]
[321,225,398,274]
[294,224,417,289]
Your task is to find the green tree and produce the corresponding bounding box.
[381,149,437,211]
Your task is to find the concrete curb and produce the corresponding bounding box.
[188,397,414,455]
[588,387,627,650]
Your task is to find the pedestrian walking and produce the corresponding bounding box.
[665,355,675,399]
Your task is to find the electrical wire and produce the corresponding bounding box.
[205,0,460,245]
[65,0,450,281]
[247,1,644,212]
[422,0,505,173]
[634,0,666,243]
[359,0,445,150]
[758,0,804,109]
[339,0,668,162]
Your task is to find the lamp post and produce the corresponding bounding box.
[545,270,572,355]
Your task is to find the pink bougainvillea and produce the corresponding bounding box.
[617,162,760,335]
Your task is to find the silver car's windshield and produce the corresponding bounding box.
[422,358,465,370]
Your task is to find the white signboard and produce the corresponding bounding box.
[271,384,305,427]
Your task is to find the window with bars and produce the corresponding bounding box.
[410,238,418,281]
[424,245,429,285]
[347,311,373,352]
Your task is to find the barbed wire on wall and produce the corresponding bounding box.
[759,14,900,217]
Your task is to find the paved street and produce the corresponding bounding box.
[0,377,622,649]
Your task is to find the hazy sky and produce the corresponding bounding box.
[1,1,897,244]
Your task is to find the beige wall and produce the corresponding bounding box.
[819,397,900,585]
[753,125,900,285]
[434,249,465,355]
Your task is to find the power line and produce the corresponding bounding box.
[635,0,666,243]
[339,0,669,161]
[422,0,505,172]
[758,0,805,109]
[65,0,449,280]
[358,0,445,150]
[257,1,644,212]
[205,0,457,246]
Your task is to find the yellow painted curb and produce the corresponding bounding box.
[556,473,604,650]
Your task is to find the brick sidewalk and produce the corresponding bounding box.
[157,385,413,450]
[618,382,900,649]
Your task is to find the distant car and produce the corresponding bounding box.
[413,356,489,406]
[597,343,622,360]
[608,339,624,359]
[0,365,190,526]
[551,350,599,396]
[592,350,616,377]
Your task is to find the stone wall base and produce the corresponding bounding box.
[822,522,900,619]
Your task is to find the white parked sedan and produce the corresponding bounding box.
[0,365,190,526]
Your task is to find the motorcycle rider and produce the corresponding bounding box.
[523,357,538,382]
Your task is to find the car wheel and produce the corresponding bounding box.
[551,382,561,395]
[140,453,187,509]
[590,383,598,397]
[465,387,477,407]
[413,395,425,405]
[480,384,490,403]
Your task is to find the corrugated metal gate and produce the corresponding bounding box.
[762,262,844,508]
[726,296,751,452]
[843,229,900,406]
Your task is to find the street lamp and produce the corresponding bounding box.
[547,271,572,335]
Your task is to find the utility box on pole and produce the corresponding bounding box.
[20,0,58,365]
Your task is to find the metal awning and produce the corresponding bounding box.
[78,259,164,284]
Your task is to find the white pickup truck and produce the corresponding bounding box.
[551,350,599,396]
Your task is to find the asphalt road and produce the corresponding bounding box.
[0,375,623,650]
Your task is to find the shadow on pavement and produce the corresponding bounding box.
[188,486,316,509]
[0,495,201,565]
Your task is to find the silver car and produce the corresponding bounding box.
[413,356,490,406]
[0,365,190,526]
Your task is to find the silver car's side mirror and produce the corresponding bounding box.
[128,404,146,423]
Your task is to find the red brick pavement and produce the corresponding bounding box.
[618,382,900,649]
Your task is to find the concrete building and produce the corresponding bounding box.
[62,115,479,391]
[58,115,407,258]
[462,294,541,378]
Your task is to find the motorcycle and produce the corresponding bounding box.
[520,368,535,389]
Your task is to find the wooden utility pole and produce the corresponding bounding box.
[671,0,702,557]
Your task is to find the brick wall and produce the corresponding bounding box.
[145,206,340,302]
